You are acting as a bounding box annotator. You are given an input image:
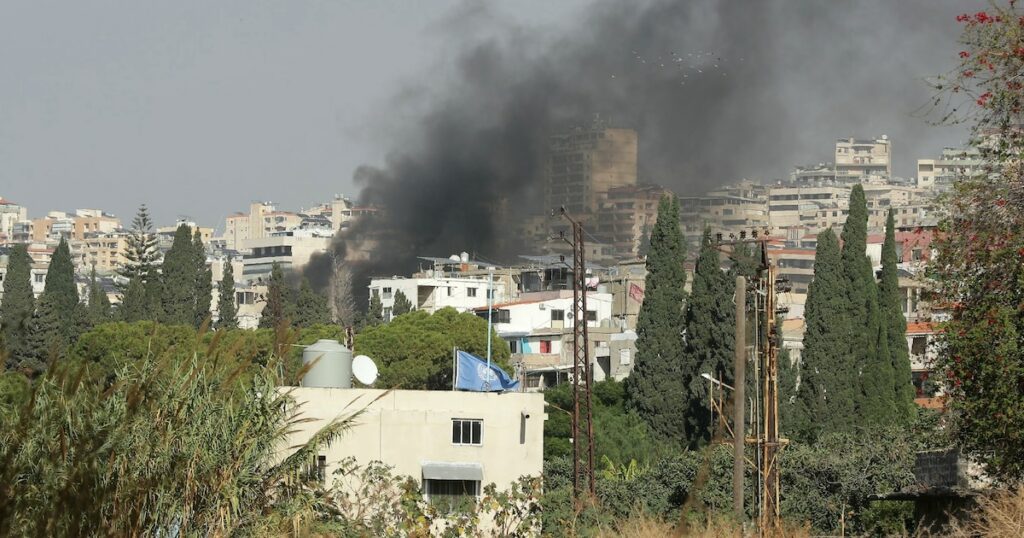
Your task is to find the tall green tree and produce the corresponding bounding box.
[192,229,212,327]
[840,184,889,423]
[143,267,164,321]
[359,292,385,330]
[391,290,413,317]
[117,204,160,283]
[259,263,291,329]
[879,209,916,423]
[625,194,688,444]
[161,224,197,326]
[29,239,80,362]
[1,245,35,370]
[294,278,331,328]
[789,228,854,441]
[216,258,238,330]
[118,276,147,322]
[682,229,735,446]
[86,265,112,326]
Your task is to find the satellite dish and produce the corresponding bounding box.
[352,355,379,386]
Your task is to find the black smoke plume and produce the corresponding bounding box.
[307,0,970,308]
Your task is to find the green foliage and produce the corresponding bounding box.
[117,204,160,283]
[118,276,147,322]
[392,289,413,317]
[360,292,385,329]
[259,262,291,329]
[0,326,362,536]
[161,224,198,326]
[216,257,238,329]
[294,278,332,328]
[1,244,35,370]
[85,265,112,327]
[192,229,212,327]
[544,379,668,465]
[682,229,735,446]
[626,194,688,443]
[354,307,509,389]
[789,228,854,441]
[880,209,915,423]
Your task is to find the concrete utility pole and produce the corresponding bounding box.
[733,275,746,519]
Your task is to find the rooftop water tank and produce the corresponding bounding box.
[302,339,352,389]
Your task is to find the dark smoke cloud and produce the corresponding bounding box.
[308,0,972,305]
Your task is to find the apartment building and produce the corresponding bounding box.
[240,229,332,278]
[0,198,28,243]
[592,184,666,259]
[544,122,638,216]
[75,233,130,275]
[916,147,983,190]
[678,181,770,245]
[835,136,891,183]
[767,185,849,238]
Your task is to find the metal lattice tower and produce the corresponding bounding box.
[757,241,782,534]
[562,208,596,501]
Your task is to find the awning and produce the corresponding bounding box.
[421,461,483,481]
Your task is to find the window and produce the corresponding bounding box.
[911,336,927,356]
[447,286,453,297]
[452,419,483,445]
[383,307,392,320]
[467,287,478,297]
[620,349,631,365]
[382,286,392,299]
[586,310,597,322]
[486,288,495,299]
[424,479,480,513]
[550,309,565,321]
[539,340,552,354]
[34,274,44,283]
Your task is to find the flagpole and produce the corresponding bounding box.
[486,269,494,369]
[452,347,457,391]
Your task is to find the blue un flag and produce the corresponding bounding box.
[455,350,520,392]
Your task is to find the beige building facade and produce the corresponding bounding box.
[544,123,638,216]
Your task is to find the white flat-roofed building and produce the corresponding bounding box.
[240,229,332,278]
[284,387,545,523]
[917,147,982,190]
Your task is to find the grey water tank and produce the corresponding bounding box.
[302,339,352,388]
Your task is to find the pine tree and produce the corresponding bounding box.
[86,265,112,326]
[790,228,854,442]
[1,244,35,370]
[216,258,238,330]
[391,290,413,317]
[259,263,290,329]
[161,224,197,326]
[295,278,331,327]
[118,204,160,283]
[625,194,688,444]
[192,229,212,328]
[880,209,916,422]
[682,228,736,446]
[841,184,888,423]
[31,239,81,357]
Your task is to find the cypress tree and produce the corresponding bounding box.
[360,292,385,329]
[86,265,112,326]
[295,278,331,327]
[840,184,887,423]
[625,194,688,444]
[118,204,160,283]
[31,239,80,356]
[1,245,35,369]
[392,290,413,317]
[192,229,212,328]
[259,263,290,329]
[143,267,164,321]
[790,228,854,441]
[880,209,916,421]
[161,224,196,325]
[216,258,238,330]
[119,276,148,322]
[27,293,64,369]
[682,228,735,446]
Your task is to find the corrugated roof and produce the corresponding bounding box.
[907,322,937,334]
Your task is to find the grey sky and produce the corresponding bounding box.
[0,0,587,228]
[2,1,969,230]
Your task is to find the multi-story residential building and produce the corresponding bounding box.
[790,163,838,186]
[156,221,214,250]
[472,291,632,390]
[916,147,983,190]
[592,184,666,259]
[0,244,54,301]
[767,185,849,239]
[768,248,817,293]
[0,197,28,243]
[544,121,638,216]
[75,233,130,275]
[329,195,377,234]
[678,181,770,246]
[835,136,891,183]
[368,256,515,321]
[24,210,120,243]
[240,228,332,279]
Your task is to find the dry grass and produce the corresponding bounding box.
[942,486,1024,538]
[594,513,812,538]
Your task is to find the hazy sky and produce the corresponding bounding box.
[1,1,969,230]
[0,0,588,228]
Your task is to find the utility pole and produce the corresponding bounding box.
[560,207,596,502]
[733,275,746,520]
[757,242,782,535]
